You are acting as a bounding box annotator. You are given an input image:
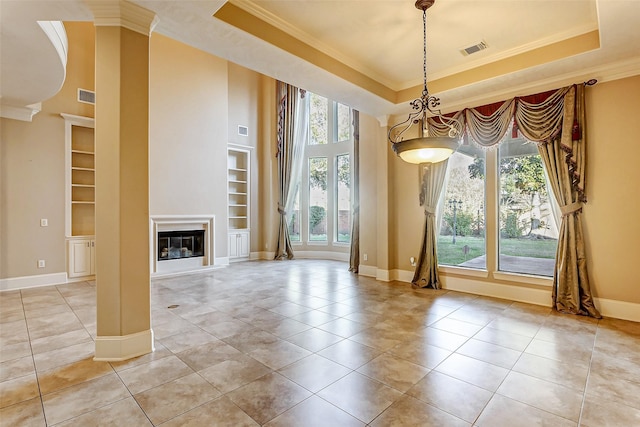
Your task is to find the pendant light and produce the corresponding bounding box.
[388,0,462,164]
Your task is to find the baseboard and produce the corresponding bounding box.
[376,269,391,282]
[215,256,230,266]
[358,265,377,278]
[94,329,155,361]
[391,269,414,283]
[392,268,552,307]
[0,272,68,291]
[594,297,640,322]
[357,265,391,282]
[441,274,552,307]
[291,251,349,262]
[152,265,224,279]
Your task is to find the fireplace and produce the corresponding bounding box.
[157,230,204,261]
[150,215,215,276]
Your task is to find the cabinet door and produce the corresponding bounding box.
[69,240,91,277]
[228,233,238,258]
[90,240,96,275]
[238,232,250,257]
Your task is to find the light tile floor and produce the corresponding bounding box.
[1,259,640,426]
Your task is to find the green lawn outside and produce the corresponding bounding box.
[437,235,557,266]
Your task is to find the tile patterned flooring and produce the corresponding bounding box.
[1,259,640,426]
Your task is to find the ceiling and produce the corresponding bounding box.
[2,0,640,119]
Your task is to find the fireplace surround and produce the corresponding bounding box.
[150,215,215,276]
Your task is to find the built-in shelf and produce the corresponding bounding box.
[63,113,96,278]
[228,147,250,259]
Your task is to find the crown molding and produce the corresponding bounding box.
[89,0,159,35]
[0,103,42,122]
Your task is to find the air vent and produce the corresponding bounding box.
[78,88,95,105]
[238,125,248,136]
[461,41,488,56]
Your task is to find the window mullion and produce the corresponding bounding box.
[485,148,499,274]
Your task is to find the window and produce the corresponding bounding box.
[288,93,353,246]
[336,154,351,242]
[309,157,328,241]
[498,138,558,276]
[439,147,486,269]
[439,136,557,277]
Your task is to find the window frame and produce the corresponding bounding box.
[437,138,556,284]
[293,95,354,248]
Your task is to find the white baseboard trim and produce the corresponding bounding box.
[358,265,377,278]
[0,272,68,291]
[215,256,230,266]
[357,265,391,282]
[392,268,552,307]
[376,269,391,282]
[441,275,552,307]
[291,251,349,262]
[94,329,154,361]
[594,297,640,323]
[152,265,224,279]
[391,269,413,283]
[382,268,640,322]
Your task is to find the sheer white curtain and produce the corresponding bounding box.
[275,82,308,260]
[284,93,308,219]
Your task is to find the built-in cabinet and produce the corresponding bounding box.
[228,230,250,259]
[228,147,250,260]
[62,114,96,278]
[68,238,95,278]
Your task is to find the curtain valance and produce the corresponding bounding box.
[428,86,571,146]
[428,85,585,202]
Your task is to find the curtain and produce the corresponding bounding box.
[349,110,360,273]
[428,84,600,317]
[534,86,600,317]
[274,82,308,260]
[412,161,449,288]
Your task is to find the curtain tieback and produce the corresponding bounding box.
[560,201,582,216]
[277,203,287,215]
[424,206,436,216]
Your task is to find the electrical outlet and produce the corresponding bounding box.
[410,256,416,266]
[38,260,46,268]
[363,253,368,261]
[40,218,48,227]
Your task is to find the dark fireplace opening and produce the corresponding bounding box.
[158,230,205,261]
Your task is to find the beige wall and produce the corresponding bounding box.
[584,75,640,304]
[228,62,261,253]
[149,34,229,257]
[357,113,383,267]
[0,22,94,279]
[258,75,279,254]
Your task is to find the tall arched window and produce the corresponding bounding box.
[289,92,354,248]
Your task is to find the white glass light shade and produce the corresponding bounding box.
[392,136,459,164]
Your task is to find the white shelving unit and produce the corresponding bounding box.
[228,147,250,260]
[62,113,96,278]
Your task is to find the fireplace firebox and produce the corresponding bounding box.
[157,230,205,261]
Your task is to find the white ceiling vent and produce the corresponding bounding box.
[461,41,488,56]
[78,88,95,105]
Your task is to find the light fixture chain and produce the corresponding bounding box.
[423,9,428,96]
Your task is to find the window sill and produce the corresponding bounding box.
[306,241,329,246]
[439,266,552,287]
[332,242,350,247]
[493,271,553,287]
[438,265,489,278]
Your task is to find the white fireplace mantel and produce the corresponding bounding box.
[150,215,216,276]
